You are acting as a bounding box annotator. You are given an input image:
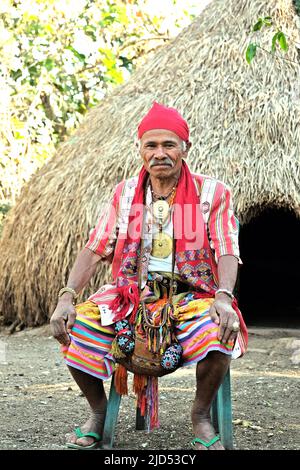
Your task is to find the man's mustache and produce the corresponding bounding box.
[149,157,174,168]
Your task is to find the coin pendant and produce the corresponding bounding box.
[151,232,173,258]
[152,200,169,222]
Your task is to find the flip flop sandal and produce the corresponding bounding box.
[66,427,102,450]
[191,435,220,449]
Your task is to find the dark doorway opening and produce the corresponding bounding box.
[238,207,300,328]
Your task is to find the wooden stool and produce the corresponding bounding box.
[102,368,233,449]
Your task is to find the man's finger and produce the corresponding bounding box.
[218,316,229,342]
[66,313,76,333]
[55,326,70,346]
[222,317,240,344]
[209,304,219,324]
[220,326,233,344]
[57,334,70,346]
[51,320,70,346]
[228,331,238,344]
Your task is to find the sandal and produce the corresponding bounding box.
[191,435,220,449]
[66,427,102,450]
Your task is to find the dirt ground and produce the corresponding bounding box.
[0,325,299,451]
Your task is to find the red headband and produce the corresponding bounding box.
[137,102,189,141]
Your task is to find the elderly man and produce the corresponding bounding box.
[50,102,247,450]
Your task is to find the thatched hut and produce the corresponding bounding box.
[0,0,299,329]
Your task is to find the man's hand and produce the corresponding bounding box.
[50,298,77,346]
[209,295,239,344]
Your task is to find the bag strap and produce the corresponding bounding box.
[138,179,176,317]
[168,223,176,305]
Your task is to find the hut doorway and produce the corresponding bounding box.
[238,207,300,328]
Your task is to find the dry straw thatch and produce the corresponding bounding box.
[0,0,299,327]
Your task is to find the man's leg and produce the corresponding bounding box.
[66,366,107,447]
[191,351,231,450]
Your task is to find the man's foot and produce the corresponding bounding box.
[192,418,225,450]
[66,412,105,448]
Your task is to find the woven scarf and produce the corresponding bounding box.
[100,161,247,351]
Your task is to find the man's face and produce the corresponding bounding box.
[139,129,189,180]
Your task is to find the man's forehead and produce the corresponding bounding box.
[140,129,181,143]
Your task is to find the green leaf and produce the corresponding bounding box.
[28,65,40,77]
[77,103,87,114]
[246,43,257,64]
[263,16,272,26]
[271,32,279,53]
[253,18,263,31]
[44,57,55,71]
[278,32,288,51]
[99,14,116,27]
[44,24,54,34]
[0,203,11,216]
[119,55,133,71]
[26,21,41,36]
[115,5,129,25]
[84,25,97,40]
[66,46,86,63]
[14,131,25,140]
[10,69,22,80]
[107,68,123,85]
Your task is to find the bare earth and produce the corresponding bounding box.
[0,325,299,451]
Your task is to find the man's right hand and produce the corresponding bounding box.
[50,298,77,346]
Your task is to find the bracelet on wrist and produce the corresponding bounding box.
[215,288,234,300]
[58,287,77,300]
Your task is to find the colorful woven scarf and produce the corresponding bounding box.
[113,161,247,349]
[111,161,248,430]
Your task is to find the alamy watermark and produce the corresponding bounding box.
[91,202,206,250]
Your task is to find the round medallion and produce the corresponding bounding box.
[152,200,169,223]
[151,232,173,258]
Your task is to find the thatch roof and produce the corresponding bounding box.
[1,0,299,327]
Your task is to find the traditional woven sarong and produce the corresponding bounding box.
[62,294,235,381]
[61,301,115,380]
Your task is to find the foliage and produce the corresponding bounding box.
[0,202,11,236]
[246,16,289,64]
[294,0,300,16]
[0,0,199,210]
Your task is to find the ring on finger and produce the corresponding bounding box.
[232,321,240,332]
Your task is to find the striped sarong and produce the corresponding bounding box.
[62,293,235,380]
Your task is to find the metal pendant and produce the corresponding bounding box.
[151,232,173,258]
[152,200,169,223]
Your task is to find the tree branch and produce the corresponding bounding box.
[258,45,300,66]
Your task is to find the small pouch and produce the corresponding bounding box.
[114,319,135,355]
[161,343,183,371]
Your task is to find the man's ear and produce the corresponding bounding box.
[183,141,192,159]
[134,139,141,158]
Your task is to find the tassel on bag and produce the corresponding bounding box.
[114,364,128,395]
[133,373,147,394]
[134,374,148,420]
[142,302,173,355]
[147,376,159,431]
[133,374,159,431]
[110,284,140,323]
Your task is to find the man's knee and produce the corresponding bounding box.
[196,351,230,379]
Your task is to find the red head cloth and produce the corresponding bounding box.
[137,101,189,142]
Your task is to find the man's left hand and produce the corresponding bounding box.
[209,297,239,344]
